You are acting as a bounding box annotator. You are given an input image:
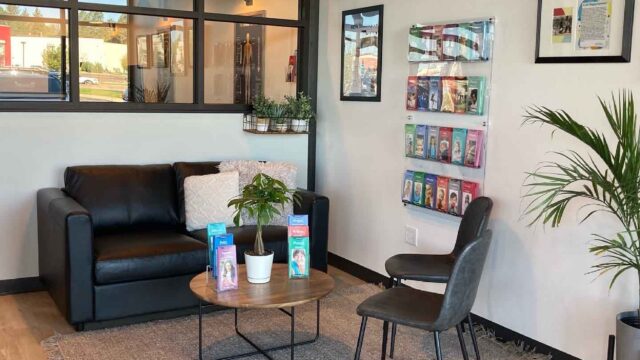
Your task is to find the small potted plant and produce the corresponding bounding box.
[252,95,272,132]
[270,102,289,133]
[286,92,313,133]
[228,173,301,283]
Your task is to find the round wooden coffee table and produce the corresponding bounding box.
[190,264,335,360]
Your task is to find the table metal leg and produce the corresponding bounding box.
[199,301,203,360]
[290,307,295,360]
[215,300,321,360]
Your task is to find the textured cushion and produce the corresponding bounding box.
[385,254,455,283]
[64,165,179,233]
[173,162,221,224]
[94,230,207,285]
[184,171,240,231]
[219,161,297,226]
[189,225,288,263]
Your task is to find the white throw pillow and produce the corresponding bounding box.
[219,161,297,226]
[184,171,240,231]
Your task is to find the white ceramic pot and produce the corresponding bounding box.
[291,119,307,133]
[617,311,640,360]
[256,118,270,132]
[244,251,274,283]
[273,122,288,133]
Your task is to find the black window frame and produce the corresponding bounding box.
[0,0,316,113]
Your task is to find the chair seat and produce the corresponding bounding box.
[189,225,288,263]
[385,254,454,283]
[357,287,444,331]
[94,230,207,285]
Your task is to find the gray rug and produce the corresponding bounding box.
[42,281,549,360]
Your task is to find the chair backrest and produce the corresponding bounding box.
[433,230,492,331]
[452,197,493,256]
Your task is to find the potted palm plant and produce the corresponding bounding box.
[228,173,300,283]
[253,95,272,132]
[522,91,640,360]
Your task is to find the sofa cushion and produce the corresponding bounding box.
[94,230,207,285]
[189,225,288,263]
[184,171,240,231]
[64,165,180,233]
[173,162,221,224]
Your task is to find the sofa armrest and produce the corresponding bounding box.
[294,189,329,272]
[37,188,94,325]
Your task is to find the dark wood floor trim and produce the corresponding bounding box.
[328,251,580,360]
[0,277,44,295]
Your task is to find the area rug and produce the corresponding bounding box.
[42,279,549,360]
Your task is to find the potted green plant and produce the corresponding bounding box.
[252,95,272,132]
[227,173,301,283]
[522,91,640,360]
[269,102,289,133]
[286,92,313,133]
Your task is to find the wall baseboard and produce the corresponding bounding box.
[328,252,580,360]
[0,277,44,295]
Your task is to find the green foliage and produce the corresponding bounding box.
[522,91,640,311]
[41,46,61,71]
[285,92,314,119]
[252,94,273,118]
[80,61,105,73]
[228,173,301,255]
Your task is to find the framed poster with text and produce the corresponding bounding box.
[535,0,634,62]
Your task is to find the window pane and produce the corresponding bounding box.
[81,0,193,11]
[205,0,298,20]
[79,12,193,103]
[204,21,298,104]
[0,4,69,101]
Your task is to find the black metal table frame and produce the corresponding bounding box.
[198,300,321,360]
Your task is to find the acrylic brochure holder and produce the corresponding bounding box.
[403,18,495,219]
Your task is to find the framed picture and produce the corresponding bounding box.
[340,5,383,102]
[170,25,186,75]
[152,31,169,68]
[136,35,150,69]
[234,11,265,104]
[535,0,635,63]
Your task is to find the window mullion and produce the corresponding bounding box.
[69,0,80,103]
[194,0,204,105]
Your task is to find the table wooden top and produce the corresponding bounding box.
[189,264,335,309]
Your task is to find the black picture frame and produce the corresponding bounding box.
[340,5,383,102]
[535,0,635,63]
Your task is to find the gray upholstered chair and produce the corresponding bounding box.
[354,230,492,360]
[384,196,493,359]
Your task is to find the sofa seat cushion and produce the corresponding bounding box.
[94,230,207,285]
[189,225,288,263]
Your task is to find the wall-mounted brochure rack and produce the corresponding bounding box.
[402,18,495,217]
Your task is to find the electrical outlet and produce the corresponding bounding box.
[405,226,418,247]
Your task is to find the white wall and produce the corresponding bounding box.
[317,0,640,359]
[0,112,307,281]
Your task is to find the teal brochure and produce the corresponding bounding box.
[207,223,227,275]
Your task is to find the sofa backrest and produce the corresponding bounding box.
[173,162,220,224]
[64,165,180,233]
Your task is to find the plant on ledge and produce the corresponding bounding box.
[228,173,301,282]
[522,91,640,357]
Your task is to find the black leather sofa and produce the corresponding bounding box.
[37,162,329,330]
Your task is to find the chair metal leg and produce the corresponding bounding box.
[386,276,395,289]
[456,324,470,360]
[434,331,444,360]
[389,323,397,358]
[354,316,368,360]
[381,321,389,360]
[467,314,481,360]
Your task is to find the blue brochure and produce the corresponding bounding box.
[288,215,309,226]
[212,233,234,278]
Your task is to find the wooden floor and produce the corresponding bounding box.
[0,266,362,360]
